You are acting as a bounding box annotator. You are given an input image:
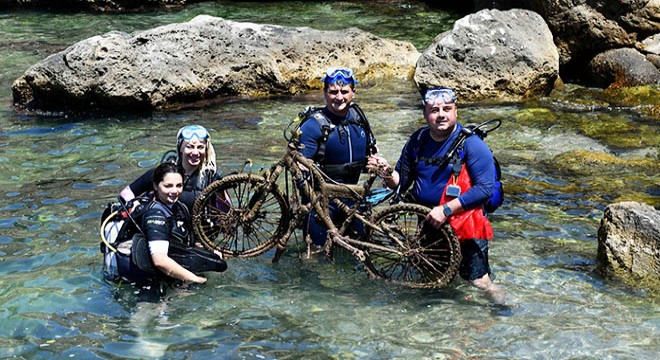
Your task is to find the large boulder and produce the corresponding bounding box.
[598,202,660,283]
[473,0,660,85]
[588,48,660,88]
[414,9,558,101]
[12,15,420,113]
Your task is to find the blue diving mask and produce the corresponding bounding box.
[322,67,358,86]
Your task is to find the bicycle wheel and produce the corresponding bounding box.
[364,203,461,288]
[192,173,290,258]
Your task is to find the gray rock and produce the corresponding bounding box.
[639,33,660,56]
[588,48,660,88]
[619,0,660,35]
[414,9,558,101]
[541,3,638,66]
[598,202,660,281]
[647,53,660,69]
[12,15,420,112]
[474,0,660,87]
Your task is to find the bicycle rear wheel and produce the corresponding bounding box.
[192,173,289,258]
[364,203,461,288]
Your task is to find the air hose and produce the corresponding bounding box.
[99,210,119,253]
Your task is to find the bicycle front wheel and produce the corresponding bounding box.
[364,203,461,288]
[192,173,290,258]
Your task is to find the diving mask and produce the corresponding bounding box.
[424,87,457,104]
[322,67,358,85]
[177,125,209,142]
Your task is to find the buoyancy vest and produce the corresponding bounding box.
[141,199,192,248]
[101,196,226,287]
[439,166,494,242]
[296,103,377,182]
[100,196,182,283]
[130,199,226,278]
[100,194,192,253]
[161,168,219,212]
[396,120,504,213]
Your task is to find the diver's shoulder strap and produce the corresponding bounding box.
[301,108,334,163]
[350,102,377,156]
[394,126,429,199]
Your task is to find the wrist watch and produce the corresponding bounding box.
[442,203,453,217]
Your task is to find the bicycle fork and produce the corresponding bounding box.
[331,198,410,258]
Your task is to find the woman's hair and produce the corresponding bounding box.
[151,162,184,185]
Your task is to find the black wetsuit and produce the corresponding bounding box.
[112,198,191,285]
[142,199,192,249]
[141,198,226,278]
[128,168,221,212]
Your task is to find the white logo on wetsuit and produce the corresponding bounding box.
[146,219,166,226]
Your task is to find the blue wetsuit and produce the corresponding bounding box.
[395,123,496,281]
[298,107,370,183]
[395,123,494,210]
[297,106,371,245]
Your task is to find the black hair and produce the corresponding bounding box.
[323,78,355,91]
[151,162,184,186]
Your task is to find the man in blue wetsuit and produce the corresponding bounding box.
[297,67,377,248]
[368,87,505,303]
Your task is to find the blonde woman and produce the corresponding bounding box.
[120,125,220,212]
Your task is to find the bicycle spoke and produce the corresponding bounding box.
[364,203,461,288]
[192,174,289,258]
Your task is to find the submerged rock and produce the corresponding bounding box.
[12,15,419,113]
[550,150,658,175]
[588,48,660,88]
[598,202,660,287]
[414,9,559,102]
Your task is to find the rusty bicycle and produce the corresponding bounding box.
[191,128,462,288]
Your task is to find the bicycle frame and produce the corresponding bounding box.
[192,133,463,287]
[242,140,391,261]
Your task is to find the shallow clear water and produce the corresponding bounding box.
[0,2,658,359]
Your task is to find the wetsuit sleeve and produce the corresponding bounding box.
[129,168,155,198]
[142,208,171,254]
[458,136,495,210]
[298,118,324,160]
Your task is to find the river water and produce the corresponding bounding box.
[0,2,658,359]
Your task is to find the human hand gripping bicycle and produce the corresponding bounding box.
[191,127,462,288]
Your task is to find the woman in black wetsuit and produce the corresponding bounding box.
[103,162,227,287]
[120,125,221,212]
[134,162,208,284]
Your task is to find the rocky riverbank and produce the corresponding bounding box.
[11,1,659,113]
